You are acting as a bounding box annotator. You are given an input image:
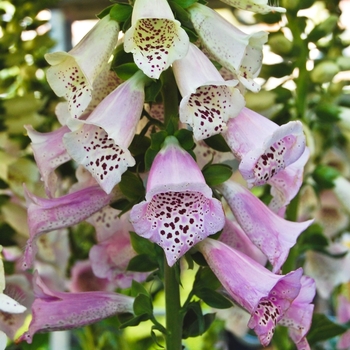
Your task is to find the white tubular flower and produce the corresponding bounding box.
[219,0,286,14]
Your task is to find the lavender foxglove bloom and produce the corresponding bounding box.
[89,208,148,288]
[22,184,120,269]
[25,125,71,197]
[173,43,245,140]
[188,3,268,92]
[63,70,148,194]
[222,107,306,187]
[17,272,134,344]
[279,276,315,350]
[130,136,225,266]
[45,15,119,118]
[124,0,189,79]
[197,238,303,346]
[218,180,313,273]
[219,0,286,14]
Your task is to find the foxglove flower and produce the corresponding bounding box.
[279,276,315,350]
[333,176,350,214]
[124,0,189,79]
[219,0,286,14]
[89,208,148,288]
[173,43,245,140]
[218,180,313,273]
[337,295,350,350]
[188,3,268,92]
[222,107,306,187]
[18,271,134,344]
[63,70,148,194]
[197,238,303,346]
[25,125,71,197]
[45,15,119,118]
[22,184,120,269]
[130,136,225,266]
[268,148,310,215]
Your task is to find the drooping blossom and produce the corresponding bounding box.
[88,207,148,288]
[45,15,120,118]
[22,184,121,269]
[188,3,268,92]
[333,176,350,214]
[173,43,245,140]
[336,294,350,350]
[279,276,316,350]
[218,180,313,273]
[130,136,225,266]
[63,70,148,194]
[17,271,134,344]
[197,238,303,346]
[219,0,286,14]
[222,107,306,188]
[268,148,310,215]
[25,125,71,198]
[124,0,189,79]
[304,242,350,299]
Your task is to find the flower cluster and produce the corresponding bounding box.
[5,0,319,348]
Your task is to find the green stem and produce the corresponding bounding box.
[160,68,179,127]
[164,259,183,350]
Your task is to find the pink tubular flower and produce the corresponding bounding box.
[88,208,148,288]
[173,43,245,141]
[197,238,303,347]
[17,271,134,344]
[279,276,315,350]
[188,3,268,92]
[124,0,189,79]
[219,0,286,14]
[222,107,306,188]
[45,15,119,118]
[63,70,148,194]
[22,184,119,269]
[218,180,313,273]
[25,125,71,198]
[130,136,225,266]
[337,295,350,350]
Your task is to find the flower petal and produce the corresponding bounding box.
[219,0,286,14]
[218,180,313,273]
[0,294,26,314]
[63,124,135,194]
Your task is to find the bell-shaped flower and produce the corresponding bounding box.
[222,107,306,188]
[219,0,286,14]
[304,242,350,299]
[124,0,189,79]
[173,43,245,140]
[45,15,120,118]
[130,136,225,266]
[336,295,350,350]
[25,125,71,198]
[218,180,313,273]
[22,184,120,269]
[268,148,310,215]
[188,3,268,92]
[17,271,134,344]
[63,70,148,194]
[279,276,315,350]
[197,238,303,347]
[333,176,350,214]
[88,208,148,288]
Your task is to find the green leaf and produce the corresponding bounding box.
[315,103,340,123]
[145,148,159,170]
[150,131,168,150]
[307,15,338,43]
[119,171,145,201]
[202,164,232,187]
[115,63,139,81]
[175,129,194,151]
[307,314,347,345]
[195,288,233,309]
[129,134,151,156]
[297,223,329,254]
[127,254,159,272]
[96,5,114,19]
[109,3,133,23]
[119,313,150,328]
[112,43,134,68]
[203,134,231,152]
[171,0,197,8]
[131,280,149,297]
[145,79,162,103]
[129,231,156,256]
[193,267,221,291]
[133,293,153,316]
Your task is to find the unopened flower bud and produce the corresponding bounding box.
[310,61,339,83]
